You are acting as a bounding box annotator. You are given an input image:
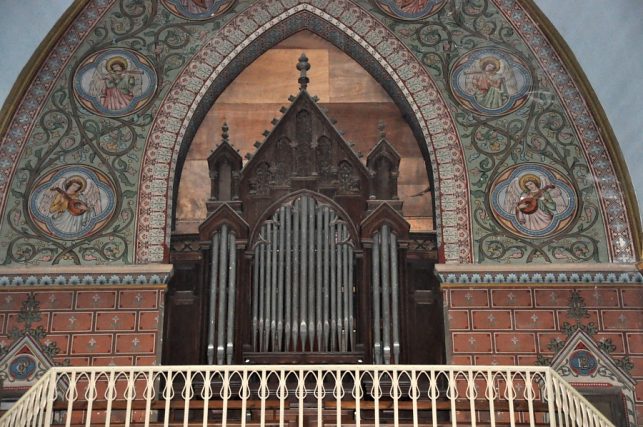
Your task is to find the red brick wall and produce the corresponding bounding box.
[0,285,164,367]
[444,284,643,421]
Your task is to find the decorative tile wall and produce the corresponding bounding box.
[445,284,643,421]
[0,286,164,368]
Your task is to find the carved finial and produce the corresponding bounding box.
[222,122,229,143]
[378,120,386,140]
[297,53,310,91]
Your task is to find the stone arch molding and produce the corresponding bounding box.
[135,1,472,264]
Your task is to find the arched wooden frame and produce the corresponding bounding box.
[247,190,362,253]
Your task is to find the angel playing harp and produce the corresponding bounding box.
[502,173,569,232]
[88,56,143,112]
[39,175,104,235]
[464,56,519,110]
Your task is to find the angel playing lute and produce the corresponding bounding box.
[38,175,104,235]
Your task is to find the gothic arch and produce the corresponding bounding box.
[135,2,470,264]
[0,0,639,267]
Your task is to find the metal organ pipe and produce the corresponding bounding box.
[308,196,315,352]
[271,220,279,349]
[252,238,259,352]
[390,232,400,364]
[292,200,300,350]
[329,214,337,352]
[225,233,236,364]
[249,195,356,354]
[284,208,292,352]
[371,224,401,364]
[381,224,391,364]
[258,225,266,352]
[206,195,403,364]
[300,197,308,349]
[315,206,323,352]
[322,206,330,350]
[372,233,382,364]
[207,233,220,365]
[206,225,239,365]
[341,225,349,352]
[336,223,343,352]
[216,224,229,365]
[277,207,286,352]
[264,222,273,353]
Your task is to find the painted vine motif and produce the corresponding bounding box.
[384,0,608,262]
[0,294,68,365]
[0,0,617,264]
[0,0,235,265]
[161,0,237,20]
[373,0,447,20]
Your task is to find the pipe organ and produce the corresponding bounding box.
[164,55,444,366]
[251,195,355,354]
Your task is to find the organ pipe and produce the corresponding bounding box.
[207,233,220,365]
[207,225,238,365]
[250,195,356,353]
[371,224,401,364]
[216,224,229,365]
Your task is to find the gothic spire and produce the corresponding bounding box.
[297,53,310,91]
[378,120,386,140]
[221,121,229,144]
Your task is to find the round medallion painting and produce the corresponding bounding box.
[161,0,236,20]
[569,349,598,377]
[9,355,37,381]
[490,164,577,238]
[373,0,447,20]
[450,48,532,116]
[73,49,157,117]
[28,166,117,240]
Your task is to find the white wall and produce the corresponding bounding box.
[1,0,641,219]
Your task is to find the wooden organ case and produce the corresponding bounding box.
[164,55,444,366]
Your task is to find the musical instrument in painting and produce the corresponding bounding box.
[517,184,555,214]
[51,188,89,216]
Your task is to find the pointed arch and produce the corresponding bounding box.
[0,0,638,266]
[135,3,471,263]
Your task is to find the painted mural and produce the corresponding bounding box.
[28,166,116,240]
[73,49,157,117]
[490,164,576,238]
[0,0,637,266]
[450,48,532,116]
[161,0,237,20]
[373,0,447,20]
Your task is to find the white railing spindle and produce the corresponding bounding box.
[0,365,616,427]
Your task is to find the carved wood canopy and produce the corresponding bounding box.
[238,91,371,226]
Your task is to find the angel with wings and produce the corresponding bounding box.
[38,175,104,236]
[88,56,142,112]
[502,173,570,232]
[464,55,520,110]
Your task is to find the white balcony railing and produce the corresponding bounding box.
[0,364,614,426]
